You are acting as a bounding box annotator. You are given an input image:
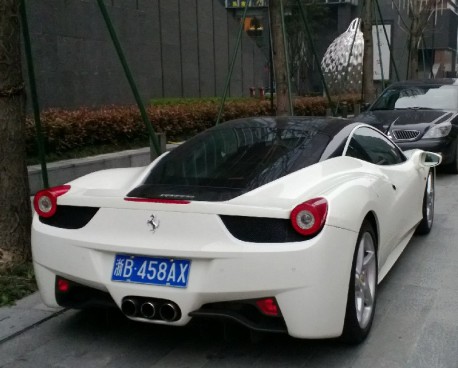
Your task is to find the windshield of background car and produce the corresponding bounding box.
[371,85,458,111]
[128,124,330,201]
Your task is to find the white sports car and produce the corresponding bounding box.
[32,117,441,343]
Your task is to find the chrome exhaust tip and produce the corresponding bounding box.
[140,301,157,319]
[159,302,180,322]
[121,298,139,317]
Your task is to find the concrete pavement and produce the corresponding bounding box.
[0,292,62,344]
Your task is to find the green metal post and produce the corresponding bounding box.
[343,20,358,92]
[430,20,436,78]
[19,0,49,189]
[216,4,249,125]
[97,0,161,158]
[268,16,275,114]
[296,0,334,115]
[406,19,413,80]
[279,0,293,116]
[421,35,427,78]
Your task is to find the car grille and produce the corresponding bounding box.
[392,129,421,141]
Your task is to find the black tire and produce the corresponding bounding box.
[341,220,378,344]
[415,170,435,235]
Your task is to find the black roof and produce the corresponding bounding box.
[130,116,356,202]
[213,116,354,138]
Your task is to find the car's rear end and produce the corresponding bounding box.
[32,193,359,338]
[32,117,360,338]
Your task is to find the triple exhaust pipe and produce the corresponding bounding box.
[121,297,181,322]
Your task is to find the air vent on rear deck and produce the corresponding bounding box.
[39,206,99,229]
[220,216,306,243]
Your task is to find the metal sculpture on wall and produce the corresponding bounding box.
[321,18,364,95]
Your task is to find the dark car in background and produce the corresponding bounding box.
[355,79,458,173]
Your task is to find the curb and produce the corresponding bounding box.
[28,142,179,194]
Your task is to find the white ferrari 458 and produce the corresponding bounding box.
[32,117,441,343]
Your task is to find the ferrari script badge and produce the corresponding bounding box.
[147,215,160,233]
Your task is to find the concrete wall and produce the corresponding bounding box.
[24,0,266,109]
[422,11,458,52]
[28,136,171,194]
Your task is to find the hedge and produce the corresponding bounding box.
[26,95,361,158]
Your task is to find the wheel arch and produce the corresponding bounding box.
[363,211,379,253]
[340,212,379,344]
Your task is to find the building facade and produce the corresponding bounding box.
[320,0,458,85]
[24,0,266,109]
[24,0,458,108]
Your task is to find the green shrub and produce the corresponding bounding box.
[150,97,247,106]
[26,95,361,159]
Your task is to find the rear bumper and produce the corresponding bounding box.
[32,216,357,339]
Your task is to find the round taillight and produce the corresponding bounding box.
[33,185,71,218]
[290,198,328,236]
[37,194,55,217]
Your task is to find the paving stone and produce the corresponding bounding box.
[0,293,62,342]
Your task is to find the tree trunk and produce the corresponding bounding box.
[361,0,375,103]
[408,17,420,80]
[270,0,291,116]
[0,0,32,267]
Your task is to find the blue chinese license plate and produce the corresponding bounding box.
[111,254,191,288]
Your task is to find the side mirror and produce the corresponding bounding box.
[411,150,442,169]
[420,151,442,167]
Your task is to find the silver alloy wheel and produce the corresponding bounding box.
[425,173,434,228]
[354,232,377,329]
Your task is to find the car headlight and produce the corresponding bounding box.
[423,121,452,139]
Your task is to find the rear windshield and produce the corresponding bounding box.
[128,125,330,201]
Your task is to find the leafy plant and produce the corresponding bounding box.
[0,262,37,307]
[150,97,248,106]
[26,95,361,161]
